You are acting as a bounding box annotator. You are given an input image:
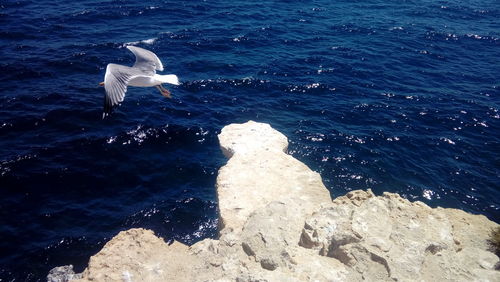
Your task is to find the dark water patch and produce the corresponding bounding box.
[0,122,221,280]
[125,197,218,245]
[0,63,54,82]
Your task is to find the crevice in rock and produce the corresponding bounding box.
[260,258,277,271]
[259,232,267,245]
[327,236,362,257]
[369,252,391,278]
[298,229,316,249]
[242,242,256,256]
[425,243,444,255]
[330,246,356,267]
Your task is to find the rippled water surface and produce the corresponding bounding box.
[1,0,499,280]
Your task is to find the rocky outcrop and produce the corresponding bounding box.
[57,121,499,282]
[72,229,201,282]
[300,189,499,281]
[217,121,331,234]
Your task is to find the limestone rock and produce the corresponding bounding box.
[58,121,499,282]
[218,121,289,158]
[72,228,200,282]
[216,121,336,276]
[216,120,331,234]
[301,190,500,281]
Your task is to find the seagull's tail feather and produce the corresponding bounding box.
[155,74,180,85]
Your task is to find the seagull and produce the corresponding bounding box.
[99,46,180,118]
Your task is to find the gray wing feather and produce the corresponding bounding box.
[126,46,164,75]
[104,64,130,104]
[103,63,143,117]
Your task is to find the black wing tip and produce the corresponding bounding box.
[103,95,114,119]
[102,101,123,119]
[102,106,114,119]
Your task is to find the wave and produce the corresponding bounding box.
[424,30,498,43]
[122,37,158,48]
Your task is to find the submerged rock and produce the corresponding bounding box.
[47,265,81,282]
[61,121,499,282]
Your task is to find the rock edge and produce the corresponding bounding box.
[51,121,499,282]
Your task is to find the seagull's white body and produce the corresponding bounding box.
[128,74,179,87]
[101,46,179,118]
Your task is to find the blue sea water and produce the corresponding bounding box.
[0,0,499,280]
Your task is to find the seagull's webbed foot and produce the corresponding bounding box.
[156,85,172,98]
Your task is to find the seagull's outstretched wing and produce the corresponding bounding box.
[102,63,143,118]
[126,46,164,74]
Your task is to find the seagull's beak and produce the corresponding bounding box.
[99,82,104,86]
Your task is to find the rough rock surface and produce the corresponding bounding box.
[47,265,82,282]
[217,121,332,234]
[71,229,200,282]
[56,121,499,282]
[300,189,499,281]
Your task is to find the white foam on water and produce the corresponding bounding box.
[422,189,435,200]
[440,137,456,145]
[122,37,158,47]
